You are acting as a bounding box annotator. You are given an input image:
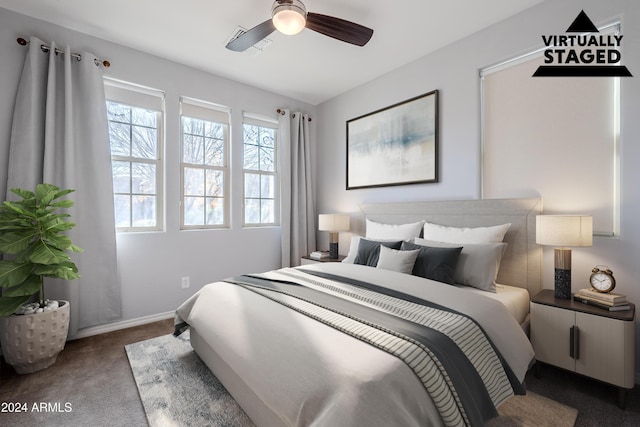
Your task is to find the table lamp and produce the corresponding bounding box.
[536,215,593,299]
[318,214,350,259]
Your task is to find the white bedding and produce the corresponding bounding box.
[176,262,535,427]
[458,283,530,326]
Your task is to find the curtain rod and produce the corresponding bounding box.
[17,37,111,68]
[276,108,312,122]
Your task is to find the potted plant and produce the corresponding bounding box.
[0,183,82,373]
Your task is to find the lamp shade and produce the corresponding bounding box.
[318,214,350,232]
[536,215,593,247]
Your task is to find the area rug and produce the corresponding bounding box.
[488,391,578,427]
[125,331,254,426]
[126,332,577,427]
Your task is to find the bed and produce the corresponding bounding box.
[175,198,542,427]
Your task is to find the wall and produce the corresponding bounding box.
[316,0,640,379]
[0,8,316,333]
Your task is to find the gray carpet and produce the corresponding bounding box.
[126,332,577,427]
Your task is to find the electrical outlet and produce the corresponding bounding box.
[181,276,190,289]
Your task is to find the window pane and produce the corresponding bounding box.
[245,199,260,224]
[184,196,204,226]
[132,163,156,194]
[131,107,157,128]
[184,167,205,196]
[261,175,275,198]
[132,195,156,227]
[204,137,224,166]
[206,197,224,225]
[182,116,193,131]
[108,122,130,156]
[205,122,224,139]
[244,143,258,170]
[131,125,157,159]
[183,134,202,164]
[259,128,275,148]
[261,199,275,223]
[243,124,258,145]
[107,102,130,123]
[260,147,275,172]
[206,170,224,197]
[245,173,260,198]
[112,161,131,193]
[114,195,130,227]
[185,117,204,135]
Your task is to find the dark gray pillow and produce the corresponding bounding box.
[354,239,403,266]
[414,238,507,292]
[401,241,462,285]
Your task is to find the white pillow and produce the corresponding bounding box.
[341,235,362,263]
[414,238,507,292]
[422,221,511,244]
[366,219,425,240]
[376,245,420,274]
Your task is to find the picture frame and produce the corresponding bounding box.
[346,90,438,190]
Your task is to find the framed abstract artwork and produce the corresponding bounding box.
[346,90,438,190]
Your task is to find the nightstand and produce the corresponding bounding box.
[530,289,635,408]
[300,255,346,265]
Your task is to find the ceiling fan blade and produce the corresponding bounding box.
[226,19,276,52]
[306,12,373,46]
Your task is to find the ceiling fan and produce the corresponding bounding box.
[226,0,374,52]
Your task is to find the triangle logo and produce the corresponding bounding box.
[566,10,599,33]
[533,9,632,77]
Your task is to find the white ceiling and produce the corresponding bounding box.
[0,0,543,105]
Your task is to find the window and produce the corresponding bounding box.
[243,114,279,226]
[480,23,621,236]
[180,97,230,229]
[105,80,164,231]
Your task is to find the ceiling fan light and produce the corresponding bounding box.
[272,1,307,35]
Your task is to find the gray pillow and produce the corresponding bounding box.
[414,238,507,292]
[376,246,420,274]
[354,239,403,267]
[401,241,462,285]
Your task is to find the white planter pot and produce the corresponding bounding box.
[0,300,70,374]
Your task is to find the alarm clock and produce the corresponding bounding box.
[589,266,616,293]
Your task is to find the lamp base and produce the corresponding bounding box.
[328,231,339,259]
[554,268,572,299]
[329,242,339,259]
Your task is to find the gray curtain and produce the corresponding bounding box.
[7,37,121,336]
[279,109,316,267]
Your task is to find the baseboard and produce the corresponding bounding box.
[69,311,175,340]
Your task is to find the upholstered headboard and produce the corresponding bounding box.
[359,198,542,296]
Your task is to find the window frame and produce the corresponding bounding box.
[242,114,280,227]
[179,97,231,230]
[105,79,165,233]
